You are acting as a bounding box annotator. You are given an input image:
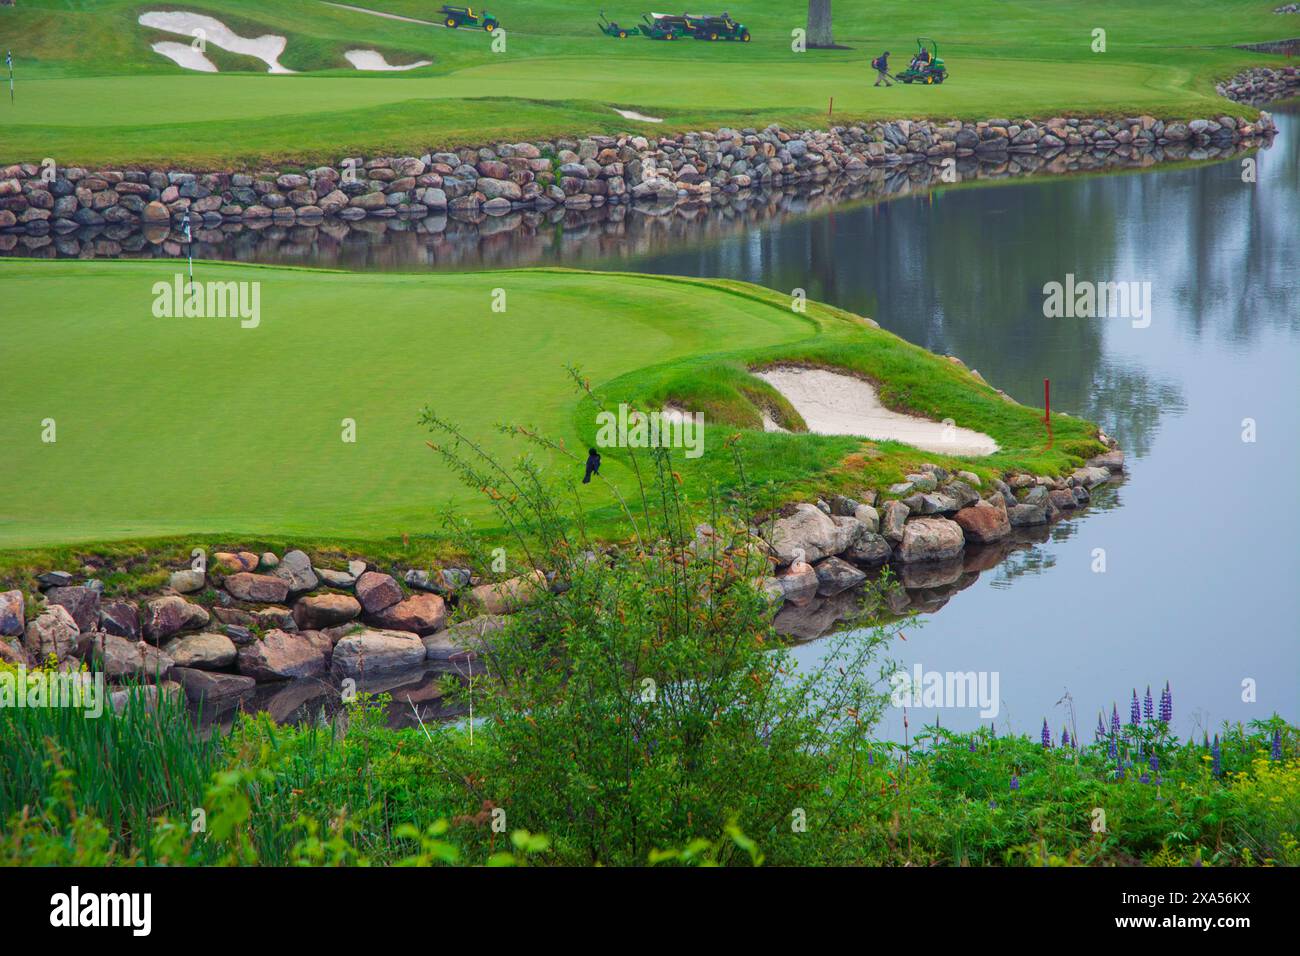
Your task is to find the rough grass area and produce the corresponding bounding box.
[0,0,1289,166]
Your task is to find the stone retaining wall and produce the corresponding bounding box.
[0,109,1279,239]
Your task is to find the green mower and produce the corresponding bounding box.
[896,37,947,84]
[439,5,500,31]
[598,11,637,38]
[638,13,689,40]
[685,12,751,41]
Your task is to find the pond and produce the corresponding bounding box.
[78,110,1298,739]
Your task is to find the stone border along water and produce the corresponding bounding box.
[1,68,1291,250]
[0,442,1125,715]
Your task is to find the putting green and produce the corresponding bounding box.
[0,261,819,548]
[0,0,1290,166]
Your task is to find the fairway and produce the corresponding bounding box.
[0,0,1292,166]
[0,261,820,547]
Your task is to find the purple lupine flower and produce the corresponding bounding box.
[989,800,998,809]
[1140,772,1151,784]
[1041,718,1052,749]
[968,738,976,752]
[1212,734,1221,776]
[1111,703,1121,736]
[1159,682,1172,723]
[1149,755,1159,774]
[1272,728,1283,762]
[1143,686,1154,723]
[1130,689,1141,726]
[1010,773,1020,791]
[1062,727,1071,750]
[1107,734,1118,760]
[1096,712,1106,741]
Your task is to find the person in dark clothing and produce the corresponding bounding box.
[873,51,892,87]
[583,448,602,484]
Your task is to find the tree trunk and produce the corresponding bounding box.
[806,0,835,49]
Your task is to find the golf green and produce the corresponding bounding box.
[0,261,820,548]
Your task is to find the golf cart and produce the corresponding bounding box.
[896,37,947,84]
[685,12,751,42]
[598,11,637,38]
[638,13,689,40]
[439,5,500,31]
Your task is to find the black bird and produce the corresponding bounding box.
[582,448,601,484]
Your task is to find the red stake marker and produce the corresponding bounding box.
[828,96,834,117]
[1044,378,1051,422]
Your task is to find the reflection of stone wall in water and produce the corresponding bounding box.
[0,124,1275,264]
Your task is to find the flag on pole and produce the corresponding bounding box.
[6,51,13,104]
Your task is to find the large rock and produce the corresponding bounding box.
[225,572,290,603]
[423,614,508,662]
[168,569,206,593]
[87,633,174,681]
[895,517,965,564]
[370,592,447,635]
[814,556,867,596]
[0,589,23,636]
[881,500,909,543]
[171,667,256,703]
[1008,503,1048,527]
[45,586,100,632]
[98,600,140,638]
[331,629,427,678]
[953,503,1011,544]
[293,593,361,629]
[23,605,80,663]
[776,560,819,602]
[0,640,26,666]
[213,551,259,572]
[771,503,846,564]
[236,629,326,682]
[143,596,209,642]
[355,571,402,613]
[468,570,547,614]
[272,550,319,594]
[844,531,892,565]
[162,631,237,670]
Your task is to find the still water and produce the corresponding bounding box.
[604,111,1300,740]
[181,112,1298,736]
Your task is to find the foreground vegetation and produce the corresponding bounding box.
[0,0,1290,165]
[0,261,1102,555]
[2,430,1294,867]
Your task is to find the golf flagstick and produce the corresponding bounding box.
[182,213,194,291]
[6,51,12,104]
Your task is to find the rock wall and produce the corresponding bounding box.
[0,110,1279,242]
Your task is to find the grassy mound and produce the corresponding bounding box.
[0,0,1290,166]
[1,259,1103,555]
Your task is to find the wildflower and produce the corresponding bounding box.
[1095,712,1106,741]
[1041,719,1052,749]
[1130,689,1141,726]
[1111,703,1121,736]
[1149,755,1159,774]
[1212,734,1221,776]
[1272,728,1283,762]
[1107,734,1118,760]
[1062,727,1071,750]
[968,738,976,752]
[1143,686,1154,722]
[1010,773,1020,791]
[1140,772,1151,784]
[1159,682,1172,723]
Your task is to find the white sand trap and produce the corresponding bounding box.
[150,40,218,72]
[345,49,432,70]
[614,108,664,123]
[140,12,295,73]
[755,366,999,456]
[323,2,442,26]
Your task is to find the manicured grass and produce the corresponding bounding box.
[0,0,1291,166]
[0,259,1102,556]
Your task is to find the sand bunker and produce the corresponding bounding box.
[754,366,999,456]
[140,11,294,73]
[323,2,441,26]
[150,41,218,72]
[345,49,432,70]
[613,108,664,123]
